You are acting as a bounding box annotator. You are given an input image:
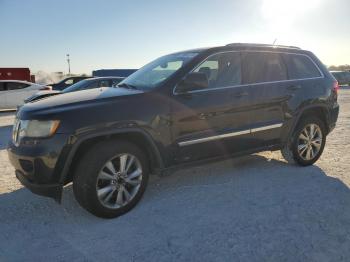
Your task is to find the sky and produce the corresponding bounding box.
[0,0,349,75]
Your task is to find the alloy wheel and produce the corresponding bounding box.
[297,123,323,161]
[96,153,143,209]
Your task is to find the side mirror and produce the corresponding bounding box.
[176,72,209,93]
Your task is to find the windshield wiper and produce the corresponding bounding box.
[117,83,138,90]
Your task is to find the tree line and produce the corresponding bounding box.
[328,65,350,71]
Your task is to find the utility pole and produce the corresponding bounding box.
[66,54,71,75]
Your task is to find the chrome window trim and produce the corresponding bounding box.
[178,123,283,147]
[173,50,324,95]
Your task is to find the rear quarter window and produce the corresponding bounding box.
[283,54,322,79]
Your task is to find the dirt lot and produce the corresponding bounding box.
[1,89,350,262]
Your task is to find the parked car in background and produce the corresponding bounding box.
[92,69,137,78]
[25,77,125,103]
[50,76,92,90]
[331,71,350,86]
[8,43,339,218]
[0,80,49,109]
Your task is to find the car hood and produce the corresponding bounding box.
[35,90,61,96]
[21,87,144,115]
[24,90,61,103]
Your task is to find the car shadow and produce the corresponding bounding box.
[0,125,12,150]
[1,154,350,260]
[0,109,16,113]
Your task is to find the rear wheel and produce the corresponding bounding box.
[73,140,149,218]
[281,117,326,166]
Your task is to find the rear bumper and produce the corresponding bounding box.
[328,103,339,133]
[15,170,62,202]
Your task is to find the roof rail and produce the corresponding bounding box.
[226,43,301,50]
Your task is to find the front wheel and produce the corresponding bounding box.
[73,140,149,218]
[281,117,326,166]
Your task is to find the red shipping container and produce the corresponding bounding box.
[0,68,33,82]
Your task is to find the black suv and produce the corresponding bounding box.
[8,43,339,218]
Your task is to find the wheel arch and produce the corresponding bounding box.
[284,105,331,146]
[294,105,330,133]
[60,128,164,185]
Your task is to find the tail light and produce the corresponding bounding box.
[333,81,339,93]
[332,81,339,100]
[40,86,52,91]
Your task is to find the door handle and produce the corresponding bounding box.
[232,91,248,98]
[198,112,215,120]
[287,85,301,91]
[199,113,206,120]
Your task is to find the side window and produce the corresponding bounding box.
[65,79,74,85]
[99,80,110,87]
[284,54,321,79]
[193,52,241,89]
[0,82,5,91]
[112,79,122,86]
[7,82,30,90]
[242,52,287,84]
[85,81,99,90]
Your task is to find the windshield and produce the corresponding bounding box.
[119,52,199,90]
[62,79,91,93]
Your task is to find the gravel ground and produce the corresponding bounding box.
[1,89,350,262]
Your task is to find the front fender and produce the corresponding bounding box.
[57,127,165,185]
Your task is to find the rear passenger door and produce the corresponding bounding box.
[241,51,289,146]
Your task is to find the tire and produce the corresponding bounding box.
[281,116,326,166]
[73,140,149,218]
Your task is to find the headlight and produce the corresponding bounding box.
[13,120,60,144]
[19,120,60,138]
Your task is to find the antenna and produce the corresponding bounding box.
[66,54,71,75]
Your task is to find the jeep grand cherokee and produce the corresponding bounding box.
[8,43,339,218]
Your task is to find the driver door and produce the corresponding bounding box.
[170,52,254,163]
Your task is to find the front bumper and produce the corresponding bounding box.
[15,170,62,202]
[7,134,70,202]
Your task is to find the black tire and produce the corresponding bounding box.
[73,140,149,218]
[281,116,326,166]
